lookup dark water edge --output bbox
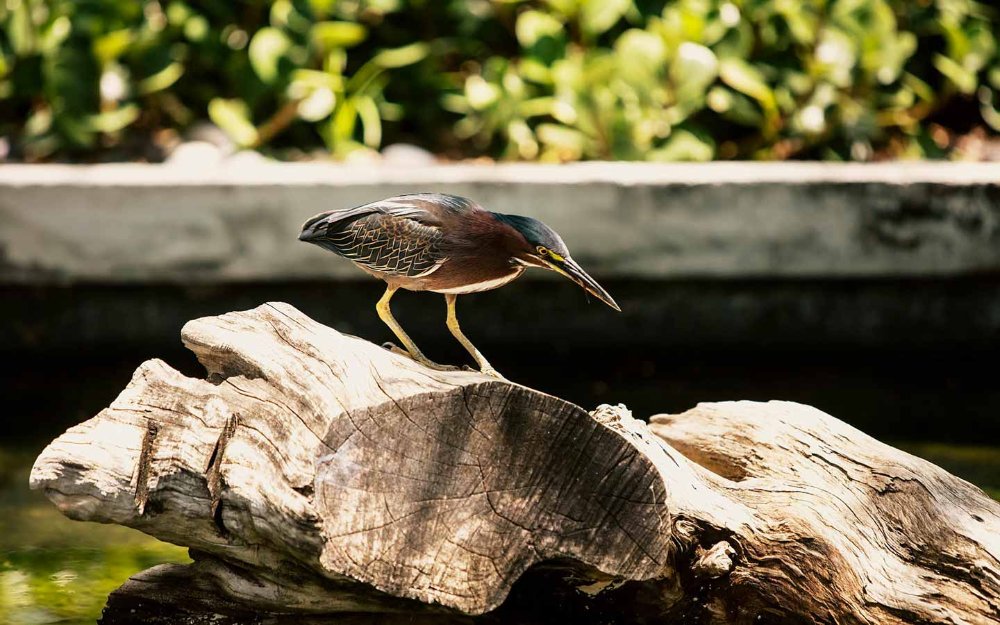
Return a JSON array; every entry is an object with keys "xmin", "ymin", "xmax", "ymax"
[
  {"xmin": 4, "ymin": 277, "xmax": 1000, "ymax": 444},
  {"xmin": 6, "ymin": 342, "xmax": 1000, "ymax": 446}
]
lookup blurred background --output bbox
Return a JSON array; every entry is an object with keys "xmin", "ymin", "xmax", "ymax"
[
  {"xmin": 1, "ymin": 1, "xmax": 999, "ymax": 623},
  {"xmin": 1, "ymin": 0, "xmax": 1000, "ymax": 162}
]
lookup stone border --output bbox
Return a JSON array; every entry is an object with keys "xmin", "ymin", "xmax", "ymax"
[{"xmin": 1, "ymin": 162, "xmax": 998, "ymax": 283}]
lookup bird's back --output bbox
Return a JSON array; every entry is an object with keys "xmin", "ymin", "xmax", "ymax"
[{"xmin": 299, "ymin": 194, "xmax": 480, "ymax": 279}]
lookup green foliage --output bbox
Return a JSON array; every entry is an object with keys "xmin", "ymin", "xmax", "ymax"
[{"xmin": 0, "ymin": 0, "xmax": 997, "ymax": 161}]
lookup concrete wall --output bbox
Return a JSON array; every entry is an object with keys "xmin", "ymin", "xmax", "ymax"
[{"xmin": 2, "ymin": 162, "xmax": 998, "ymax": 284}]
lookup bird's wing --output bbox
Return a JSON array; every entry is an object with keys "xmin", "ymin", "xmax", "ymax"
[{"xmin": 304, "ymin": 200, "xmax": 447, "ymax": 278}]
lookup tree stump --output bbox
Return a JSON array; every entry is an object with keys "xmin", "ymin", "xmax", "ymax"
[{"xmin": 29, "ymin": 302, "xmax": 1000, "ymax": 624}]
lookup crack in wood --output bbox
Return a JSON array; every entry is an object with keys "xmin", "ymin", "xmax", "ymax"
[
  {"xmin": 206, "ymin": 413, "xmax": 239, "ymax": 537},
  {"xmin": 133, "ymin": 420, "xmax": 159, "ymax": 515}
]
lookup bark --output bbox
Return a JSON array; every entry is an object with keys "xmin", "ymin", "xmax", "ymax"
[{"xmin": 29, "ymin": 302, "xmax": 1000, "ymax": 624}]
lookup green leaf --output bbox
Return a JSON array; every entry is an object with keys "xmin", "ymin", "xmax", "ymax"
[
  {"xmin": 372, "ymin": 42, "xmax": 428, "ymax": 68},
  {"xmin": 581, "ymin": 0, "xmax": 630, "ymax": 37},
  {"xmin": 41, "ymin": 16, "xmax": 71, "ymax": 53},
  {"xmin": 184, "ymin": 16, "xmax": 210, "ymax": 42},
  {"xmin": 94, "ymin": 30, "xmax": 133, "ymax": 65},
  {"xmin": 138, "ymin": 62, "xmax": 184, "ymax": 94},
  {"xmin": 208, "ymin": 98, "xmax": 258, "ymax": 147},
  {"xmin": 88, "ymin": 104, "xmax": 140, "ymax": 133},
  {"xmin": 54, "ymin": 114, "xmax": 95, "ymax": 148},
  {"xmin": 671, "ymin": 42, "xmax": 718, "ymax": 105},
  {"xmin": 290, "ymin": 69, "xmax": 343, "ymax": 91},
  {"xmin": 719, "ymin": 58, "xmax": 775, "ymax": 109},
  {"xmin": 464, "ymin": 75, "xmax": 501, "ymax": 110},
  {"xmin": 978, "ymin": 87, "xmax": 1000, "ymax": 132},
  {"xmin": 331, "ymin": 97, "xmax": 357, "ymax": 142},
  {"xmin": 311, "ymin": 22, "xmax": 368, "ymax": 53},
  {"xmin": 649, "ymin": 129, "xmax": 714, "ymax": 161},
  {"xmin": 249, "ymin": 27, "xmax": 292, "ymax": 84},
  {"xmin": 516, "ymin": 10, "xmax": 563, "ymax": 48},
  {"xmin": 934, "ymin": 53, "xmax": 976, "ymax": 94},
  {"xmin": 8, "ymin": 1, "xmax": 36, "ymax": 56},
  {"xmin": 614, "ymin": 29, "xmax": 666, "ymax": 70},
  {"xmin": 537, "ymin": 123, "xmax": 587, "ymax": 161},
  {"xmin": 989, "ymin": 67, "xmax": 1000, "ymax": 91},
  {"xmin": 355, "ymin": 95, "xmax": 382, "ymax": 147},
  {"xmin": 297, "ymin": 87, "xmax": 336, "ymax": 121}
]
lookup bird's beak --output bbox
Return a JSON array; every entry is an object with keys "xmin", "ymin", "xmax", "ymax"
[{"xmin": 542, "ymin": 256, "xmax": 621, "ymax": 311}]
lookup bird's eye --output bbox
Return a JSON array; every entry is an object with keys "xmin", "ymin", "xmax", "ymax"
[{"xmin": 536, "ymin": 246, "xmax": 549, "ymax": 256}]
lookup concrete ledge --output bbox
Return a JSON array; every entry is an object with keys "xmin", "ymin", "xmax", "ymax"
[{"xmin": 1, "ymin": 162, "xmax": 998, "ymax": 283}]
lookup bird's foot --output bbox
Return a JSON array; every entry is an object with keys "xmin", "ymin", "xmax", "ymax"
[
  {"xmin": 381, "ymin": 342, "xmax": 461, "ymax": 372},
  {"xmin": 479, "ymin": 365, "xmax": 507, "ymax": 380}
]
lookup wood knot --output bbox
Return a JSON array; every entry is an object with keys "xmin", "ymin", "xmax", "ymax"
[
  {"xmin": 691, "ymin": 541, "xmax": 736, "ymax": 579},
  {"xmin": 590, "ymin": 403, "xmax": 633, "ymax": 425}
]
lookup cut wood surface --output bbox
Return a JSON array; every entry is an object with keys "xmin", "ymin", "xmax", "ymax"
[{"xmin": 29, "ymin": 302, "xmax": 1000, "ymax": 624}]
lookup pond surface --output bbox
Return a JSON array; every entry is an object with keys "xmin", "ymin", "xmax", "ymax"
[
  {"xmin": 0, "ymin": 449, "xmax": 189, "ymax": 625},
  {"xmin": 2, "ymin": 349, "xmax": 999, "ymax": 625}
]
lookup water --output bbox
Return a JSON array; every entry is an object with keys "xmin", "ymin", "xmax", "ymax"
[
  {"xmin": 2, "ymin": 348, "xmax": 999, "ymax": 624},
  {"xmin": 0, "ymin": 449, "xmax": 188, "ymax": 625}
]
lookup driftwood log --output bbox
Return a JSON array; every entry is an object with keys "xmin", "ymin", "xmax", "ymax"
[{"xmin": 30, "ymin": 302, "xmax": 1000, "ymax": 624}]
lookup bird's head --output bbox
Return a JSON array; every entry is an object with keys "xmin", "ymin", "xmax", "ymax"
[{"xmin": 494, "ymin": 213, "xmax": 620, "ymax": 312}]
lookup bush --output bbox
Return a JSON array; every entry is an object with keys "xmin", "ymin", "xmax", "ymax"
[{"xmin": 1, "ymin": 0, "xmax": 997, "ymax": 162}]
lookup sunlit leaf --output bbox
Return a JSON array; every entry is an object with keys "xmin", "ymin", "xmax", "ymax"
[
  {"xmin": 671, "ymin": 42, "xmax": 718, "ymax": 105},
  {"xmin": 372, "ymin": 43, "xmax": 428, "ymax": 68},
  {"xmin": 93, "ymin": 30, "xmax": 133, "ymax": 65},
  {"xmin": 516, "ymin": 11, "xmax": 563, "ymax": 47},
  {"xmin": 934, "ymin": 53, "xmax": 976, "ymax": 94},
  {"xmin": 297, "ymin": 87, "xmax": 336, "ymax": 121},
  {"xmin": 978, "ymin": 87, "xmax": 1000, "ymax": 132},
  {"xmin": 249, "ymin": 27, "xmax": 292, "ymax": 84},
  {"xmin": 137, "ymin": 62, "xmax": 184, "ymax": 94},
  {"xmin": 614, "ymin": 29, "xmax": 666, "ymax": 70},
  {"xmin": 208, "ymin": 98, "xmax": 258, "ymax": 147},
  {"xmin": 332, "ymin": 97, "xmax": 357, "ymax": 141},
  {"xmin": 88, "ymin": 104, "xmax": 140, "ymax": 133},
  {"xmin": 311, "ymin": 21, "xmax": 367, "ymax": 52},
  {"xmin": 42, "ymin": 16, "xmax": 71, "ymax": 53},
  {"xmin": 649, "ymin": 129, "xmax": 714, "ymax": 161},
  {"xmin": 8, "ymin": 1, "xmax": 36, "ymax": 56},
  {"xmin": 355, "ymin": 95, "xmax": 382, "ymax": 147},
  {"xmin": 719, "ymin": 58, "xmax": 775, "ymax": 109},
  {"xmin": 465, "ymin": 75, "xmax": 500, "ymax": 110},
  {"xmin": 184, "ymin": 16, "xmax": 210, "ymax": 42},
  {"xmin": 581, "ymin": 0, "xmax": 630, "ymax": 37}
]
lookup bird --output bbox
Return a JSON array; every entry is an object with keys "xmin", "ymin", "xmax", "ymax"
[{"xmin": 299, "ymin": 193, "xmax": 619, "ymax": 378}]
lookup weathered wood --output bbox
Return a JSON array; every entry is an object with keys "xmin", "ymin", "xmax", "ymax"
[{"xmin": 29, "ymin": 302, "xmax": 1000, "ymax": 624}]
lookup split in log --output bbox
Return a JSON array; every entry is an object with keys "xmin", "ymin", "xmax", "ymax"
[{"xmin": 29, "ymin": 302, "xmax": 1000, "ymax": 624}]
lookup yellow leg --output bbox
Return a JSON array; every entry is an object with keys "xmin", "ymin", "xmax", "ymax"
[
  {"xmin": 376, "ymin": 286, "xmax": 455, "ymax": 371},
  {"xmin": 445, "ymin": 294, "xmax": 503, "ymax": 378}
]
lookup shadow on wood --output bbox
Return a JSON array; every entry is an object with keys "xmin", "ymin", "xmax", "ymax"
[{"xmin": 29, "ymin": 302, "xmax": 1000, "ymax": 624}]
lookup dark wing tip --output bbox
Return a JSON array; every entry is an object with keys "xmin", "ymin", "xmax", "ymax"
[{"xmin": 299, "ymin": 212, "xmax": 333, "ymax": 242}]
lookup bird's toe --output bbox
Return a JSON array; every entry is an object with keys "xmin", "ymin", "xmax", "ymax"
[
  {"xmin": 480, "ymin": 366, "xmax": 506, "ymax": 380},
  {"xmin": 383, "ymin": 342, "xmax": 413, "ymax": 358}
]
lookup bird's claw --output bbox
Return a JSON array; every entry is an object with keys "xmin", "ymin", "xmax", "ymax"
[
  {"xmin": 383, "ymin": 343, "xmax": 461, "ymax": 372},
  {"xmin": 382, "ymin": 341, "xmax": 503, "ymax": 377},
  {"xmin": 480, "ymin": 366, "xmax": 507, "ymax": 380}
]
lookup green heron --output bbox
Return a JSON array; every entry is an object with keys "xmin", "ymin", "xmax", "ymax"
[{"xmin": 299, "ymin": 193, "xmax": 618, "ymax": 377}]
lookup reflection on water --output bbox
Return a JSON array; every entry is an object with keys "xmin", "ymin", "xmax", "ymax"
[
  {"xmin": 1, "ymin": 441, "xmax": 997, "ymax": 624},
  {"xmin": 0, "ymin": 451, "xmax": 188, "ymax": 625}
]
